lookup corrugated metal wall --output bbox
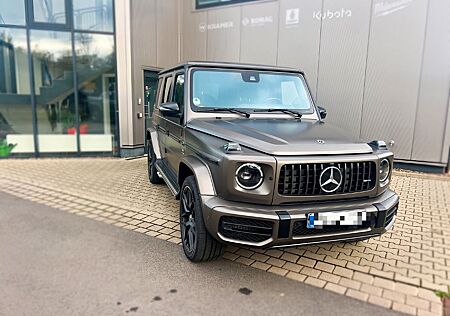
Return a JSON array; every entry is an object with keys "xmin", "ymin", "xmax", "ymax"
[
  {"xmin": 125, "ymin": 0, "xmax": 450, "ymax": 166},
  {"xmin": 178, "ymin": 0, "xmax": 450, "ymax": 165}
]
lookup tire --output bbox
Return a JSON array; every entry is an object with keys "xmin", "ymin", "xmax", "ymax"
[
  {"xmin": 180, "ymin": 176, "xmax": 224, "ymax": 262},
  {"xmin": 147, "ymin": 138, "xmax": 163, "ymax": 184}
]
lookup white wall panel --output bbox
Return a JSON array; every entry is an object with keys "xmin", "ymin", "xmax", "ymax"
[
  {"xmin": 316, "ymin": 0, "xmax": 371, "ymax": 138},
  {"xmin": 181, "ymin": 0, "xmax": 207, "ymax": 61},
  {"xmin": 240, "ymin": 1, "xmax": 279, "ymax": 65},
  {"xmin": 360, "ymin": 0, "xmax": 428, "ymax": 160},
  {"xmin": 206, "ymin": 6, "xmax": 241, "ymax": 62},
  {"xmin": 130, "ymin": 0, "xmax": 157, "ymax": 145},
  {"xmin": 156, "ymin": 0, "xmax": 179, "ymax": 68},
  {"xmin": 411, "ymin": 0, "xmax": 450, "ymax": 163},
  {"xmin": 277, "ymin": 0, "xmax": 322, "ymax": 96}
]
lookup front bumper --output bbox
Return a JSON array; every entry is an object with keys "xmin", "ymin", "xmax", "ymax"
[{"xmin": 201, "ymin": 189, "xmax": 399, "ymax": 248}]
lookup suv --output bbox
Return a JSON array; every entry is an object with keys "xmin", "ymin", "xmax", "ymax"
[{"xmin": 146, "ymin": 62, "xmax": 399, "ymax": 262}]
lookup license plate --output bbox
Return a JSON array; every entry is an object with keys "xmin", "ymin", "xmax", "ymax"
[{"xmin": 307, "ymin": 210, "xmax": 367, "ymax": 229}]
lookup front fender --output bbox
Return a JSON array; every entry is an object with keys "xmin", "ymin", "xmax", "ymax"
[
  {"xmin": 147, "ymin": 127, "xmax": 161, "ymax": 159},
  {"xmin": 181, "ymin": 156, "xmax": 216, "ymax": 196}
]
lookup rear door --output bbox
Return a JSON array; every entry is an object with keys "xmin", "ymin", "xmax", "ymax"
[{"xmin": 164, "ymin": 72, "xmax": 185, "ymax": 176}]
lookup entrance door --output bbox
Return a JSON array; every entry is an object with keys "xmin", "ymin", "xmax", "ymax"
[{"xmin": 143, "ymin": 70, "xmax": 159, "ymax": 151}]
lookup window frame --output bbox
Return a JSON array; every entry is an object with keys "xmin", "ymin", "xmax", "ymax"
[
  {"xmin": 189, "ymin": 67, "xmax": 316, "ymax": 115},
  {"xmin": 28, "ymin": 0, "xmax": 72, "ymax": 31},
  {"xmin": 0, "ymin": 0, "xmax": 119, "ymax": 157},
  {"xmin": 195, "ymin": 0, "xmax": 261, "ymax": 10}
]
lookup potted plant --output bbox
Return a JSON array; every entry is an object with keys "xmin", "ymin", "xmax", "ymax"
[
  {"xmin": 61, "ymin": 111, "xmax": 76, "ymax": 134},
  {"xmin": 435, "ymin": 286, "xmax": 450, "ymax": 316},
  {"xmin": 0, "ymin": 138, "xmax": 17, "ymax": 158}
]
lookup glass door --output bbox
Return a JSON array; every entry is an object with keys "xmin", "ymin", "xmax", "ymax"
[{"xmin": 30, "ymin": 30, "xmax": 77, "ymax": 153}]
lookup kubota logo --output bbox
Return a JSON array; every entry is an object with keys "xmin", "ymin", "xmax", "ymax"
[{"xmin": 313, "ymin": 8, "xmax": 352, "ymax": 20}]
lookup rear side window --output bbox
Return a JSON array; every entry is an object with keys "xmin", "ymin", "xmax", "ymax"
[{"xmin": 162, "ymin": 76, "xmax": 173, "ymax": 103}]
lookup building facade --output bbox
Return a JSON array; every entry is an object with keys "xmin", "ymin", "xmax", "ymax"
[
  {"xmin": 1, "ymin": 0, "xmax": 450, "ymax": 171},
  {"xmin": 0, "ymin": 0, "xmax": 117, "ymax": 156}
]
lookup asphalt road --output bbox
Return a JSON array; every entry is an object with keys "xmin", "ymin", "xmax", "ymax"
[{"xmin": 0, "ymin": 192, "xmax": 404, "ymax": 316}]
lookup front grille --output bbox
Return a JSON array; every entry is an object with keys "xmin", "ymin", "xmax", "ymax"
[
  {"xmin": 278, "ymin": 161, "xmax": 377, "ymax": 196},
  {"xmin": 292, "ymin": 218, "xmax": 373, "ymax": 237},
  {"xmin": 219, "ymin": 216, "xmax": 273, "ymax": 243}
]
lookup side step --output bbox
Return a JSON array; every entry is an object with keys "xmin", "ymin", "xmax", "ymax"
[{"xmin": 154, "ymin": 160, "xmax": 180, "ymax": 197}]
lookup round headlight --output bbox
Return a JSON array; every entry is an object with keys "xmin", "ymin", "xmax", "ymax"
[
  {"xmin": 379, "ymin": 159, "xmax": 391, "ymax": 183},
  {"xmin": 235, "ymin": 163, "xmax": 264, "ymax": 190}
]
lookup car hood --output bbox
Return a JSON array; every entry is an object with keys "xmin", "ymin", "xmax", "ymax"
[{"xmin": 187, "ymin": 118, "xmax": 373, "ymax": 156}]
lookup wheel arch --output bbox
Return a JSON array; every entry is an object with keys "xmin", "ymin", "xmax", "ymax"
[
  {"xmin": 147, "ymin": 127, "xmax": 161, "ymax": 159},
  {"xmin": 178, "ymin": 156, "xmax": 216, "ymax": 197}
]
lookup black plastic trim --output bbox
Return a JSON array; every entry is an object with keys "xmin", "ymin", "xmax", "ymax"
[{"xmin": 276, "ymin": 211, "xmax": 291, "ymax": 239}]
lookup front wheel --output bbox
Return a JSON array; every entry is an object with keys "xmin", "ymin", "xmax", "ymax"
[{"xmin": 180, "ymin": 176, "xmax": 224, "ymax": 262}]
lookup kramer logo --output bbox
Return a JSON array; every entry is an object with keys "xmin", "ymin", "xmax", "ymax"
[
  {"xmin": 198, "ymin": 21, "xmax": 234, "ymax": 32},
  {"xmin": 313, "ymin": 8, "xmax": 352, "ymax": 20}
]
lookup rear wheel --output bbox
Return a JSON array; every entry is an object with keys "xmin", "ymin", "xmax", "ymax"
[
  {"xmin": 180, "ymin": 176, "xmax": 224, "ymax": 262},
  {"xmin": 147, "ymin": 138, "xmax": 163, "ymax": 184}
]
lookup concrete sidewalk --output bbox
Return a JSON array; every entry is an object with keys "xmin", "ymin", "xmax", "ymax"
[
  {"xmin": 0, "ymin": 192, "xmax": 404, "ymax": 316},
  {"xmin": 0, "ymin": 157, "xmax": 448, "ymax": 315}
]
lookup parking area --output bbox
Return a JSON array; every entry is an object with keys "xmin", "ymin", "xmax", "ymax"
[{"xmin": 0, "ymin": 158, "xmax": 449, "ymax": 316}]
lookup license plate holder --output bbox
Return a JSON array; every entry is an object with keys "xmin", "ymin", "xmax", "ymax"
[{"xmin": 307, "ymin": 210, "xmax": 367, "ymax": 229}]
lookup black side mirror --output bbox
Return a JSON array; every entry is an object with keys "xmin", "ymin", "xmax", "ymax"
[
  {"xmin": 159, "ymin": 102, "xmax": 180, "ymax": 117},
  {"xmin": 318, "ymin": 106, "xmax": 327, "ymax": 120}
]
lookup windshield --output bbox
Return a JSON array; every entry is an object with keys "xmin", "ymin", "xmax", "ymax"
[{"xmin": 191, "ymin": 69, "xmax": 313, "ymax": 112}]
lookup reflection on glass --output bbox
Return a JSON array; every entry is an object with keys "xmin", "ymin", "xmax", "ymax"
[
  {"xmin": 0, "ymin": 1, "xmax": 26, "ymax": 25},
  {"xmin": 33, "ymin": 0, "xmax": 67, "ymax": 24},
  {"xmin": 31, "ymin": 30, "xmax": 77, "ymax": 153},
  {"xmin": 73, "ymin": 0, "xmax": 114, "ymax": 32},
  {"xmin": 75, "ymin": 33, "xmax": 116, "ymax": 152},
  {"xmin": 0, "ymin": 27, "xmax": 33, "ymax": 155}
]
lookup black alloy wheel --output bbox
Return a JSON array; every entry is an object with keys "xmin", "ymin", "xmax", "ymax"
[
  {"xmin": 179, "ymin": 176, "xmax": 224, "ymax": 262},
  {"xmin": 180, "ymin": 185, "xmax": 197, "ymax": 255}
]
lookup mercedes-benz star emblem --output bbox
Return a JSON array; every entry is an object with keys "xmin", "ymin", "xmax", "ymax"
[{"xmin": 319, "ymin": 166, "xmax": 343, "ymax": 193}]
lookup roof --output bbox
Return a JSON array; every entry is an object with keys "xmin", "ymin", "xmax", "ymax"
[{"xmin": 158, "ymin": 61, "xmax": 304, "ymax": 75}]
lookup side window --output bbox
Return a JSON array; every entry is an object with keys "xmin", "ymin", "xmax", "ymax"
[
  {"xmin": 173, "ymin": 74, "xmax": 185, "ymax": 107},
  {"xmin": 163, "ymin": 76, "xmax": 173, "ymax": 103}
]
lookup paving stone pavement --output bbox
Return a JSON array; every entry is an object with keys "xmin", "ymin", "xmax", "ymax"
[{"xmin": 0, "ymin": 158, "xmax": 449, "ymax": 316}]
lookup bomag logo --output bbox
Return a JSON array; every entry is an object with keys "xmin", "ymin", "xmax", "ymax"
[{"xmin": 313, "ymin": 8, "xmax": 352, "ymax": 20}]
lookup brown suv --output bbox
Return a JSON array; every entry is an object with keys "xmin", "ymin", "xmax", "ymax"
[{"xmin": 146, "ymin": 61, "xmax": 399, "ymax": 262}]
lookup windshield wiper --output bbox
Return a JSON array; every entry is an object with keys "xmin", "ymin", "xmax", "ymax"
[
  {"xmin": 254, "ymin": 108, "xmax": 303, "ymax": 119},
  {"xmin": 201, "ymin": 108, "xmax": 251, "ymax": 118}
]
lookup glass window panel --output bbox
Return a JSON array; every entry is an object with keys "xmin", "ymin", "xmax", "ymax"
[
  {"xmin": 75, "ymin": 33, "xmax": 116, "ymax": 153},
  {"xmin": 0, "ymin": 1, "xmax": 26, "ymax": 25},
  {"xmin": 33, "ymin": 0, "xmax": 67, "ymax": 24},
  {"xmin": 0, "ymin": 27, "xmax": 34, "ymax": 155},
  {"xmin": 73, "ymin": 0, "xmax": 114, "ymax": 32},
  {"xmin": 31, "ymin": 30, "xmax": 77, "ymax": 153}
]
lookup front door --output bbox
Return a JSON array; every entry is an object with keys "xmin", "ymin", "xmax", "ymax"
[{"xmin": 164, "ymin": 72, "xmax": 185, "ymax": 176}]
